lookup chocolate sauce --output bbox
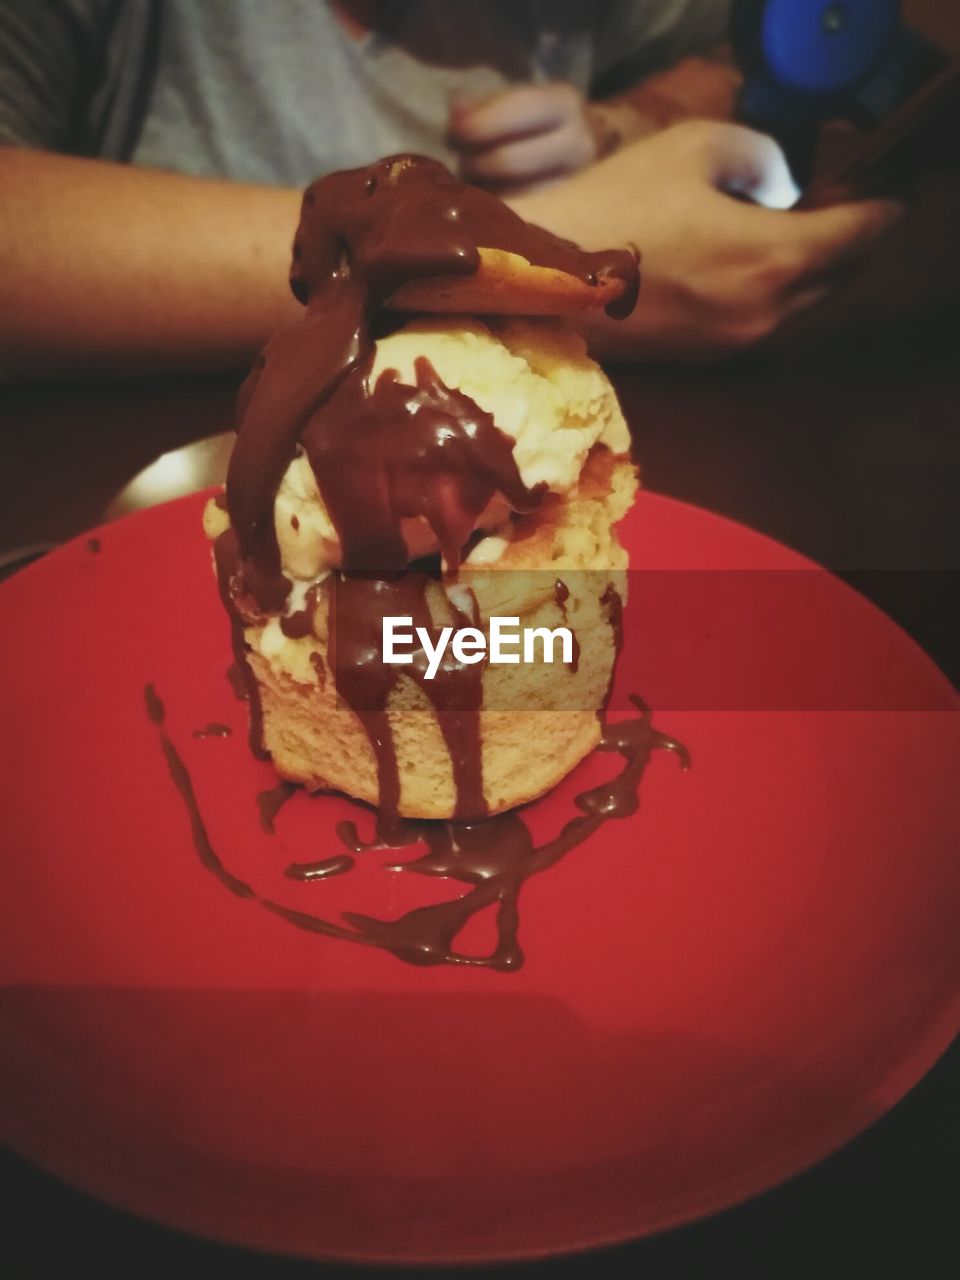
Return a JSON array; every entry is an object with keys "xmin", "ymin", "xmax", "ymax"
[
  {"xmin": 145, "ymin": 685, "xmax": 255, "ymax": 902},
  {"xmin": 336, "ymin": 811, "xmax": 429, "ymax": 855},
  {"xmin": 257, "ymin": 780, "xmax": 296, "ymax": 834},
  {"xmin": 144, "ymin": 682, "xmax": 164, "ymax": 725},
  {"xmin": 568, "ymin": 632, "xmax": 582, "ymax": 675},
  {"xmin": 279, "ymin": 583, "xmax": 321, "ymax": 639},
  {"xmin": 303, "ymin": 356, "xmax": 543, "ymax": 574},
  {"xmin": 553, "ymin": 576, "xmax": 581, "ymax": 674},
  {"xmin": 284, "ymin": 855, "xmax": 355, "ymax": 882},
  {"xmin": 291, "ymin": 154, "xmax": 639, "ymax": 316},
  {"xmin": 226, "ymin": 662, "xmax": 250, "ymax": 701},
  {"xmin": 227, "ymin": 154, "xmax": 636, "ymax": 607},
  {"xmin": 600, "ymin": 582, "xmax": 624, "ymax": 710},
  {"xmin": 215, "ymin": 529, "xmax": 266, "ymax": 757},
  {"xmin": 148, "ymin": 684, "xmax": 686, "ymax": 971},
  {"xmin": 192, "ymin": 722, "xmax": 232, "ymax": 739},
  {"xmin": 330, "ymin": 572, "xmax": 487, "ymax": 829},
  {"xmin": 309, "ymin": 651, "xmax": 327, "ymax": 687},
  {"xmin": 336, "ymin": 698, "xmax": 688, "ymax": 969},
  {"xmin": 601, "ymin": 582, "xmax": 624, "ymax": 657},
  {"xmin": 219, "ymin": 154, "xmax": 639, "ymax": 823}
]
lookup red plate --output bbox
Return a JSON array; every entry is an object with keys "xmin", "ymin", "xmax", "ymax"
[{"xmin": 1, "ymin": 491, "xmax": 957, "ymax": 1264}]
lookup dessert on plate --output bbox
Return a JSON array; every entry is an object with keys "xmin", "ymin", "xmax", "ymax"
[{"xmin": 205, "ymin": 154, "xmax": 640, "ymax": 824}]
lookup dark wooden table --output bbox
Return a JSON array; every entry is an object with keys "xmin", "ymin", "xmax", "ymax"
[{"xmin": 1, "ymin": 179, "xmax": 957, "ymax": 1274}]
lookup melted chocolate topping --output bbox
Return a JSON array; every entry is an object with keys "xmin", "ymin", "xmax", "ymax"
[
  {"xmin": 147, "ymin": 685, "xmax": 686, "ymax": 970},
  {"xmin": 600, "ymin": 582, "xmax": 624, "ymax": 710},
  {"xmin": 225, "ymin": 155, "xmax": 636, "ymax": 610},
  {"xmin": 568, "ymin": 632, "xmax": 582, "ymax": 675},
  {"xmin": 553, "ymin": 576, "xmax": 581, "ymax": 674},
  {"xmin": 330, "ymin": 572, "xmax": 487, "ymax": 829},
  {"xmin": 279, "ymin": 583, "xmax": 321, "ymax": 639},
  {"xmin": 302, "ymin": 356, "xmax": 543, "ymax": 574}
]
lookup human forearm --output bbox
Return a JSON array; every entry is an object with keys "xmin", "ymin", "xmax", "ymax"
[
  {"xmin": 0, "ymin": 150, "xmax": 303, "ymax": 376},
  {"xmin": 510, "ymin": 125, "xmax": 900, "ymax": 362}
]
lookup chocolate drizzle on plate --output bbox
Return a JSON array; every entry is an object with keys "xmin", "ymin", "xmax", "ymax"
[
  {"xmin": 285, "ymin": 855, "xmax": 355, "ymax": 882},
  {"xmin": 192, "ymin": 722, "xmax": 232, "ymax": 739},
  {"xmin": 147, "ymin": 684, "xmax": 687, "ymax": 971},
  {"xmin": 257, "ymin": 780, "xmax": 297, "ymax": 834},
  {"xmin": 217, "ymin": 154, "xmax": 639, "ymax": 823},
  {"xmin": 144, "ymin": 684, "xmax": 255, "ymax": 902}
]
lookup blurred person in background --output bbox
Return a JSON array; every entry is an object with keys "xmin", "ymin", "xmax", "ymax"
[{"xmin": 0, "ymin": 0, "xmax": 898, "ymax": 373}]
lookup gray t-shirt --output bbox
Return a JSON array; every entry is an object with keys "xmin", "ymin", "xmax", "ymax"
[{"xmin": 0, "ymin": 0, "xmax": 729, "ymax": 186}]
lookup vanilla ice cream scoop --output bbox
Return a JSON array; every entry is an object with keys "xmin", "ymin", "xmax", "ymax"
[{"xmin": 273, "ymin": 316, "xmax": 629, "ymax": 586}]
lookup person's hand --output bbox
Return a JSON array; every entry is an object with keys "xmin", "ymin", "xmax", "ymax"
[
  {"xmin": 449, "ymin": 83, "xmax": 599, "ymax": 192},
  {"xmin": 510, "ymin": 121, "xmax": 903, "ymax": 359}
]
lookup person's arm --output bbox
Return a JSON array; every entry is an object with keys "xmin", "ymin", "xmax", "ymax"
[
  {"xmin": 0, "ymin": 149, "xmax": 303, "ymax": 375},
  {"xmin": 0, "ymin": 126, "xmax": 901, "ymax": 375},
  {"xmin": 509, "ymin": 122, "xmax": 901, "ymax": 361},
  {"xmin": 0, "ymin": 1, "xmax": 304, "ymax": 376}
]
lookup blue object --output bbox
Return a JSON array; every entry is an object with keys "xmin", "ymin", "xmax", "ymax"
[
  {"xmin": 761, "ymin": 0, "xmax": 900, "ymax": 96},
  {"xmin": 732, "ymin": 0, "xmax": 905, "ymax": 184}
]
